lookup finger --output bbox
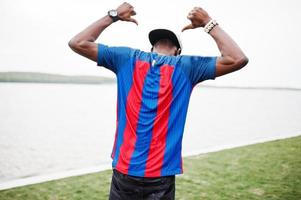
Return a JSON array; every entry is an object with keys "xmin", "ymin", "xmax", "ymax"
[
  {"xmin": 131, "ymin": 10, "xmax": 136, "ymax": 16},
  {"xmin": 128, "ymin": 17, "xmax": 138, "ymax": 25},
  {"xmin": 187, "ymin": 14, "xmax": 193, "ymax": 20},
  {"xmin": 181, "ymin": 24, "xmax": 193, "ymax": 32},
  {"xmin": 127, "ymin": 3, "xmax": 134, "ymax": 10},
  {"xmin": 123, "ymin": 2, "xmax": 130, "ymax": 8},
  {"xmin": 194, "ymin": 7, "xmax": 201, "ymax": 11},
  {"xmin": 188, "ymin": 11, "xmax": 194, "ymax": 15}
]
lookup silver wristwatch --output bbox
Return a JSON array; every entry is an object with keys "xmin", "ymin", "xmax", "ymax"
[{"xmin": 108, "ymin": 9, "xmax": 119, "ymax": 22}]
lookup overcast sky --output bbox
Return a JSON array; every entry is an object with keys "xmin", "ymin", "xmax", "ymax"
[{"xmin": 0, "ymin": 0, "xmax": 300, "ymax": 88}]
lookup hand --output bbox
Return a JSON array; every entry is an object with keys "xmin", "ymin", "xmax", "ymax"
[
  {"xmin": 182, "ymin": 7, "xmax": 211, "ymax": 32},
  {"xmin": 116, "ymin": 2, "xmax": 138, "ymax": 25}
]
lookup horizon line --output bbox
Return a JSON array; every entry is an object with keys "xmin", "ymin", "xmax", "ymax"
[{"xmin": 0, "ymin": 71, "xmax": 300, "ymax": 91}]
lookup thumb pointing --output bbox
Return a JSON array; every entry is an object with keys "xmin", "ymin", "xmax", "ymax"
[
  {"xmin": 128, "ymin": 17, "xmax": 138, "ymax": 25},
  {"xmin": 181, "ymin": 24, "xmax": 193, "ymax": 32}
]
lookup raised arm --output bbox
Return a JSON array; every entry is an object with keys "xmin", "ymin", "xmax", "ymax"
[
  {"xmin": 68, "ymin": 2, "xmax": 137, "ymax": 62},
  {"xmin": 182, "ymin": 7, "xmax": 248, "ymax": 77}
]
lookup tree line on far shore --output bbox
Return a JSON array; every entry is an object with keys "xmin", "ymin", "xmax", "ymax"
[{"xmin": 0, "ymin": 72, "xmax": 115, "ymax": 84}]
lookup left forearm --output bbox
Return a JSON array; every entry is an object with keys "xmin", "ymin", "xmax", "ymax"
[
  {"xmin": 209, "ymin": 25, "xmax": 248, "ymax": 65},
  {"xmin": 182, "ymin": 7, "xmax": 249, "ymax": 77},
  {"xmin": 207, "ymin": 24, "xmax": 248, "ymax": 77}
]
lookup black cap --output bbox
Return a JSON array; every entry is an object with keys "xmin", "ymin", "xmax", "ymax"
[{"xmin": 149, "ymin": 29, "xmax": 182, "ymax": 51}]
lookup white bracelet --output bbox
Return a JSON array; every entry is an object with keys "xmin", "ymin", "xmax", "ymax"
[{"xmin": 204, "ymin": 19, "xmax": 218, "ymax": 33}]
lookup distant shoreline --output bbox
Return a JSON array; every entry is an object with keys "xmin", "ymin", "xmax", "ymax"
[
  {"xmin": 0, "ymin": 72, "xmax": 115, "ymax": 84},
  {"xmin": 0, "ymin": 71, "xmax": 300, "ymax": 91},
  {"xmin": 196, "ymin": 84, "xmax": 301, "ymax": 91}
]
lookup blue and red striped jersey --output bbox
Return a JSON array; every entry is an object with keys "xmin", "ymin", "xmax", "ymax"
[{"xmin": 97, "ymin": 44, "xmax": 216, "ymax": 177}]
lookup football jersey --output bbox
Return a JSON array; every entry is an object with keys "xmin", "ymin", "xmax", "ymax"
[{"xmin": 97, "ymin": 44, "xmax": 216, "ymax": 177}]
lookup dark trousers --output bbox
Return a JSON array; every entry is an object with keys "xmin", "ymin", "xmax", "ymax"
[{"xmin": 109, "ymin": 169, "xmax": 175, "ymax": 200}]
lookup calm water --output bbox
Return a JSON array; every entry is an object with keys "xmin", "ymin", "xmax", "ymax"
[{"xmin": 0, "ymin": 83, "xmax": 300, "ymax": 185}]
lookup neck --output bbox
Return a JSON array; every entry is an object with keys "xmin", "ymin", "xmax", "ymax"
[{"xmin": 153, "ymin": 47, "xmax": 176, "ymax": 56}]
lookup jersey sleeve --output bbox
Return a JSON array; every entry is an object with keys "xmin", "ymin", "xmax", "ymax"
[
  {"xmin": 179, "ymin": 55, "xmax": 217, "ymax": 85},
  {"xmin": 97, "ymin": 44, "xmax": 133, "ymax": 74}
]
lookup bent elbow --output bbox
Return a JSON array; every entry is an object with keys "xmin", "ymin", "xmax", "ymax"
[
  {"xmin": 68, "ymin": 39, "xmax": 76, "ymax": 50},
  {"xmin": 241, "ymin": 56, "xmax": 249, "ymax": 67},
  {"xmin": 68, "ymin": 38, "xmax": 79, "ymax": 51},
  {"xmin": 235, "ymin": 56, "xmax": 249, "ymax": 70},
  {"xmin": 68, "ymin": 38, "xmax": 88, "ymax": 52}
]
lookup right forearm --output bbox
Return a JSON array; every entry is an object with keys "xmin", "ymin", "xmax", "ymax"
[
  {"xmin": 69, "ymin": 2, "xmax": 137, "ymax": 47},
  {"xmin": 69, "ymin": 15, "xmax": 113, "ymax": 46},
  {"xmin": 68, "ymin": 2, "xmax": 137, "ymax": 62},
  {"xmin": 68, "ymin": 15, "xmax": 113, "ymax": 62}
]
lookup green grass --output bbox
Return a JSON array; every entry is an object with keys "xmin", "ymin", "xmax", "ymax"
[{"xmin": 1, "ymin": 136, "xmax": 300, "ymax": 200}]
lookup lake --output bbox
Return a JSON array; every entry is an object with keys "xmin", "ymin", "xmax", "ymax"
[{"xmin": 0, "ymin": 83, "xmax": 300, "ymax": 189}]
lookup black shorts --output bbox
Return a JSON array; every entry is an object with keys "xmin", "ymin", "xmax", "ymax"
[{"xmin": 109, "ymin": 169, "xmax": 175, "ymax": 200}]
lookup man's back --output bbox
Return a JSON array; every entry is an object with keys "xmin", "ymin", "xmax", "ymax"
[
  {"xmin": 68, "ymin": 2, "xmax": 248, "ymax": 199},
  {"xmin": 97, "ymin": 44, "xmax": 216, "ymax": 177}
]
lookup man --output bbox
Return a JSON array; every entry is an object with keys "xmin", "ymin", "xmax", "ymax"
[{"xmin": 69, "ymin": 2, "xmax": 248, "ymax": 200}]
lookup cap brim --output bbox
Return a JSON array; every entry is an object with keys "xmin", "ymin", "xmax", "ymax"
[{"xmin": 149, "ymin": 29, "xmax": 181, "ymax": 50}]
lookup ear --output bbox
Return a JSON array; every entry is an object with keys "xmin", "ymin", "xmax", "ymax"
[
  {"xmin": 176, "ymin": 48, "xmax": 181, "ymax": 55},
  {"xmin": 151, "ymin": 47, "xmax": 154, "ymax": 52}
]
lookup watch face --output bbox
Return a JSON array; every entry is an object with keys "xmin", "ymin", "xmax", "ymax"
[{"xmin": 109, "ymin": 10, "xmax": 118, "ymax": 17}]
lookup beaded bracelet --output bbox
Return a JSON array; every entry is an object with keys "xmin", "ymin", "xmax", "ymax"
[{"xmin": 204, "ymin": 20, "xmax": 218, "ymax": 33}]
